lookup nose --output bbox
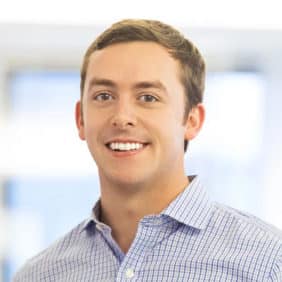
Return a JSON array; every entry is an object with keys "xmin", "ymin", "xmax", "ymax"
[{"xmin": 110, "ymin": 100, "xmax": 137, "ymax": 129}]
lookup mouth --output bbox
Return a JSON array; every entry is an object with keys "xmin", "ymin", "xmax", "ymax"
[{"xmin": 105, "ymin": 141, "xmax": 149, "ymax": 152}]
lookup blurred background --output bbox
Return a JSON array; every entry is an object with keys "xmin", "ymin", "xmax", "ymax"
[{"xmin": 1, "ymin": 0, "xmax": 282, "ymax": 281}]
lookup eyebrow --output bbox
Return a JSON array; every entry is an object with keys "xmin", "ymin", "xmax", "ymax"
[
  {"xmin": 132, "ymin": 81, "xmax": 167, "ymax": 92},
  {"xmin": 87, "ymin": 77, "xmax": 167, "ymax": 93},
  {"xmin": 87, "ymin": 78, "xmax": 116, "ymax": 91}
]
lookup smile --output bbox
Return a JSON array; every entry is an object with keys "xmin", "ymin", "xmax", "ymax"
[{"xmin": 107, "ymin": 142, "xmax": 145, "ymax": 151}]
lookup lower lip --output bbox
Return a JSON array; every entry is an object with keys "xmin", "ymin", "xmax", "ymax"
[{"xmin": 106, "ymin": 145, "xmax": 147, "ymax": 158}]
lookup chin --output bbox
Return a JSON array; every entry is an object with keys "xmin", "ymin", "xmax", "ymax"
[
  {"xmin": 114, "ymin": 174, "xmax": 144, "ymax": 186},
  {"xmin": 101, "ymin": 170, "xmax": 150, "ymax": 189}
]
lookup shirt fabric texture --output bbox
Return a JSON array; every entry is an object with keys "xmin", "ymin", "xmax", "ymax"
[{"xmin": 13, "ymin": 176, "xmax": 282, "ymax": 281}]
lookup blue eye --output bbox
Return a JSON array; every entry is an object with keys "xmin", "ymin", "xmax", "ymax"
[
  {"xmin": 94, "ymin": 93, "xmax": 113, "ymax": 101},
  {"xmin": 139, "ymin": 94, "xmax": 158, "ymax": 102}
]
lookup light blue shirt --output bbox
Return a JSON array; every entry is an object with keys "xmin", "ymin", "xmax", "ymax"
[{"xmin": 14, "ymin": 176, "xmax": 282, "ymax": 281}]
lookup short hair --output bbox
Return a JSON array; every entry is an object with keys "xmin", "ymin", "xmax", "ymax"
[{"xmin": 80, "ymin": 19, "xmax": 206, "ymax": 151}]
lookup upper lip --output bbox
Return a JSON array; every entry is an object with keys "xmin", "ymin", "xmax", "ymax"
[{"xmin": 105, "ymin": 138, "xmax": 148, "ymax": 144}]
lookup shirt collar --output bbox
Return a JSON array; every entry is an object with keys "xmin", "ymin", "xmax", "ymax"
[
  {"xmin": 162, "ymin": 176, "xmax": 213, "ymax": 230},
  {"xmin": 79, "ymin": 200, "xmax": 101, "ymax": 233},
  {"xmin": 80, "ymin": 176, "xmax": 213, "ymax": 233}
]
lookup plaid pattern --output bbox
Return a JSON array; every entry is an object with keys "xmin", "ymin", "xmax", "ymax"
[{"xmin": 14, "ymin": 177, "xmax": 282, "ymax": 281}]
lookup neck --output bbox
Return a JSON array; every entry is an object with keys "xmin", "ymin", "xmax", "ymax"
[{"xmin": 99, "ymin": 172, "xmax": 189, "ymax": 253}]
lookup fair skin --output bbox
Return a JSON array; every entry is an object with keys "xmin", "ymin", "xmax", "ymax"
[{"xmin": 75, "ymin": 41, "xmax": 205, "ymax": 253}]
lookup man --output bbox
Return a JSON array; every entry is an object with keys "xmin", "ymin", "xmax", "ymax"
[{"xmin": 14, "ymin": 19, "xmax": 281, "ymax": 281}]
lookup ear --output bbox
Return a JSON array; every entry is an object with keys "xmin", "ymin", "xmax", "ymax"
[
  {"xmin": 75, "ymin": 101, "xmax": 86, "ymax": 140},
  {"xmin": 184, "ymin": 103, "xmax": 205, "ymax": 141}
]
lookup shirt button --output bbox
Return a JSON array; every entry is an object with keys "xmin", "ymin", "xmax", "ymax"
[{"xmin": 125, "ymin": 268, "xmax": 134, "ymax": 278}]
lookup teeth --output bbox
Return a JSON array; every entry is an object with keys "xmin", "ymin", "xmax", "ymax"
[{"xmin": 109, "ymin": 142, "xmax": 144, "ymax": 151}]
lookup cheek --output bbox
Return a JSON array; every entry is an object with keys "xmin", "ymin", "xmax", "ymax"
[
  {"xmin": 149, "ymin": 115, "xmax": 185, "ymax": 148},
  {"xmin": 83, "ymin": 114, "xmax": 101, "ymax": 140},
  {"xmin": 169, "ymin": 124, "xmax": 186, "ymax": 149}
]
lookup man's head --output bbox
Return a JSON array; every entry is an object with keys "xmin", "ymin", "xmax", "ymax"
[
  {"xmin": 76, "ymin": 19, "xmax": 205, "ymax": 188},
  {"xmin": 80, "ymin": 19, "xmax": 206, "ymax": 152}
]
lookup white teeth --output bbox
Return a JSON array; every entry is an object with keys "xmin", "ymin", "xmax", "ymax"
[
  {"xmin": 109, "ymin": 142, "xmax": 144, "ymax": 151},
  {"xmin": 136, "ymin": 143, "xmax": 142, "ymax": 149}
]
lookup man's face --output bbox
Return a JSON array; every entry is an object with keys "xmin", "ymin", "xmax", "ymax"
[{"xmin": 76, "ymin": 42, "xmax": 203, "ymax": 188}]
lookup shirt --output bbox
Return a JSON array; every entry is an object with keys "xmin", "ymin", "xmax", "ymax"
[{"xmin": 13, "ymin": 176, "xmax": 282, "ymax": 281}]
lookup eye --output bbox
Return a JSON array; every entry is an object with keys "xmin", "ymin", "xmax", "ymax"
[
  {"xmin": 94, "ymin": 92, "xmax": 114, "ymax": 101},
  {"xmin": 139, "ymin": 94, "xmax": 158, "ymax": 103}
]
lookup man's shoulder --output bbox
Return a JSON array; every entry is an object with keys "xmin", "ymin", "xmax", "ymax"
[
  {"xmin": 208, "ymin": 202, "xmax": 282, "ymax": 279},
  {"xmin": 213, "ymin": 201, "xmax": 282, "ymax": 241},
  {"xmin": 211, "ymin": 202, "xmax": 282, "ymax": 264},
  {"xmin": 13, "ymin": 219, "xmax": 89, "ymax": 282}
]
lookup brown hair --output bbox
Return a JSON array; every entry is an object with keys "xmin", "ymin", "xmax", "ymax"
[{"xmin": 80, "ymin": 19, "xmax": 206, "ymax": 151}]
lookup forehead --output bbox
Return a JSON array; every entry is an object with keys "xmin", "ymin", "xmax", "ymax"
[{"xmin": 86, "ymin": 41, "xmax": 182, "ymax": 83}]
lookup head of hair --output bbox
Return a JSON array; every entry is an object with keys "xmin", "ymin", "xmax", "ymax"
[{"xmin": 80, "ymin": 19, "xmax": 206, "ymax": 152}]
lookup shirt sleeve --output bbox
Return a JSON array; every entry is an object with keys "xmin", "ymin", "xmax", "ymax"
[{"xmin": 270, "ymin": 245, "xmax": 282, "ymax": 281}]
